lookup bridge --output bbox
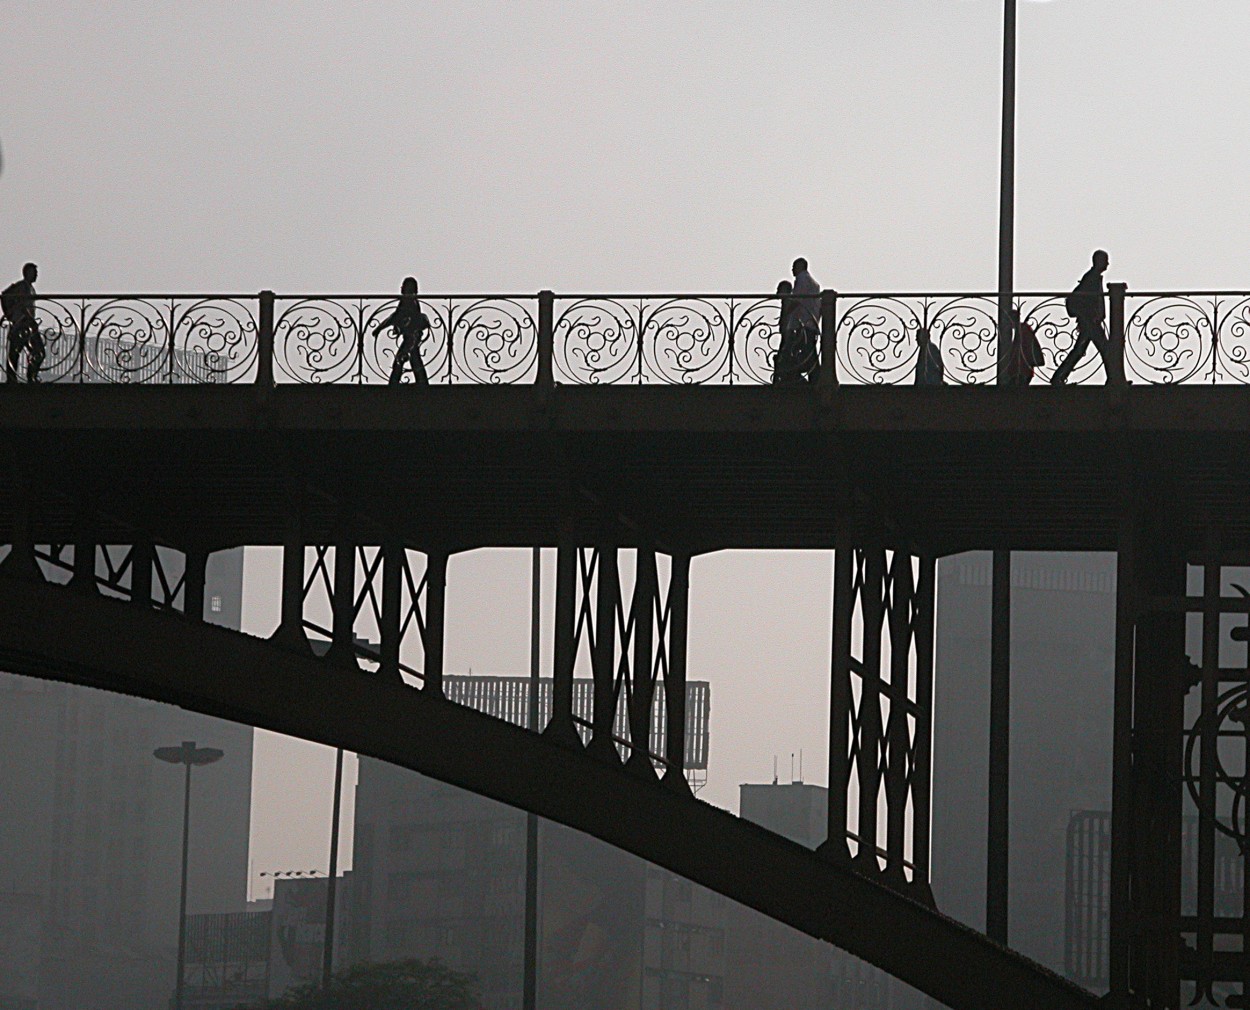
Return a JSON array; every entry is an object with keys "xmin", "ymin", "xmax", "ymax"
[{"xmin": 5, "ymin": 288, "xmax": 1250, "ymax": 1010}]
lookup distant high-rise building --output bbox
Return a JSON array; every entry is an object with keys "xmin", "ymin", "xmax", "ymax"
[
  {"xmin": 346, "ymin": 675, "xmax": 716, "ymax": 1010},
  {"xmin": 727, "ymin": 781, "xmax": 930, "ymax": 1010},
  {"xmin": 0, "ymin": 549, "xmax": 253, "ymax": 1010},
  {"xmin": 932, "ymin": 551, "xmax": 1117, "ymax": 979}
]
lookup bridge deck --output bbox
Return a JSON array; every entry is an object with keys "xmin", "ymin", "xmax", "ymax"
[{"xmin": 2, "ymin": 384, "xmax": 1247, "ymax": 555}]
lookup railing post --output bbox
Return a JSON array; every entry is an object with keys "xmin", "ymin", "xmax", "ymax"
[
  {"xmin": 536, "ymin": 291, "xmax": 554, "ymax": 395},
  {"xmin": 819, "ymin": 289, "xmax": 838, "ymax": 395},
  {"xmin": 256, "ymin": 291, "xmax": 275, "ymax": 388},
  {"xmin": 423, "ymin": 548, "xmax": 448, "ymax": 697},
  {"xmin": 661, "ymin": 551, "xmax": 691, "ymax": 794},
  {"xmin": 1108, "ymin": 282, "xmax": 1127, "ymax": 386}
]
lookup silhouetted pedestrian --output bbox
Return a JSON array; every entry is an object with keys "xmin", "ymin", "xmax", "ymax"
[
  {"xmin": 914, "ymin": 326, "xmax": 945, "ymax": 386},
  {"xmin": 2, "ymin": 262, "xmax": 44, "ymax": 383},
  {"xmin": 1005, "ymin": 309, "xmax": 1044, "ymax": 386},
  {"xmin": 771, "ymin": 280, "xmax": 801, "ymax": 384},
  {"xmin": 789, "ymin": 257, "xmax": 821, "ymax": 383},
  {"xmin": 374, "ymin": 277, "xmax": 431, "ymax": 386},
  {"xmin": 1051, "ymin": 250, "xmax": 1123, "ymax": 385}
]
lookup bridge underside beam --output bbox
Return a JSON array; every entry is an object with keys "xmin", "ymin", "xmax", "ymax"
[
  {"xmin": 5, "ymin": 385, "xmax": 1250, "ymax": 555},
  {"xmin": 0, "ymin": 574, "xmax": 1095, "ymax": 1010}
]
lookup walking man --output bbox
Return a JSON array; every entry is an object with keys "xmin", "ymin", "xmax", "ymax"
[
  {"xmin": 373, "ymin": 276, "xmax": 431, "ymax": 385},
  {"xmin": 789, "ymin": 257, "xmax": 821, "ymax": 382},
  {"xmin": 1051, "ymin": 250, "xmax": 1123, "ymax": 386},
  {"xmin": 2, "ymin": 262, "xmax": 44, "ymax": 383}
]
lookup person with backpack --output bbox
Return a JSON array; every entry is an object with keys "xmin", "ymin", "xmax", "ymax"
[
  {"xmin": 913, "ymin": 325, "xmax": 945, "ymax": 385},
  {"xmin": 1006, "ymin": 308, "xmax": 1045, "ymax": 386},
  {"xmin": 771, "ymin": 279, "xmax": 801, "ymax": 384},
  {"xmin": 1051, "ymin": 250, "xmax": 1123, "ymax": 385},
  {"xmin": 373, "ymin": 276, "xmax": 431, "ymax": 385},
  {"xmin": 2, "ymin": 262, "xmax": 44, "ymax": 383}
]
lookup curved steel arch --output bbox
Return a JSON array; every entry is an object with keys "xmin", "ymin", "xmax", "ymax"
[{"xmin": 0, "ymin": 575, "xmax": 1094, "ymax": 1010}]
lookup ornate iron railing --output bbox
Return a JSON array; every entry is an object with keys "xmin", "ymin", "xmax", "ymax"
[{"xmin": 7, "ymin": 287, "xmax": 1250, "ymax": 385}]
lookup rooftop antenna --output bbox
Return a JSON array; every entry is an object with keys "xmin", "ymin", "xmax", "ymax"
[
  {"xmin": 772, "ymin": 756, "xmax": 778, "ymax": 785},
  {"xmin": 799, "ymin": 749, "xmax": 804, "ymax": 784},
  {"xmin": 790, "ymin": 752, "xmax": 795, "ymax": 784}
]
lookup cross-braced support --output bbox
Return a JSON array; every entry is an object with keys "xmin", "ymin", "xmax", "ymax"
[
  {"xmin": 823, "ymin": 543, "xmax": 936, "ymax": 903},
  {"xmin": 542, "ymin": 541, "xmax": 694, "ymax": 786},
  {"xmin": 1110, "ymin": 524, "xmax": 1250, "ymax": 1009}
]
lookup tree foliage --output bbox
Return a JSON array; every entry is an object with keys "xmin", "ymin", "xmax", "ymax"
[{"xmin": 259, "ymin": 958, "xmax": 483, "ymax": 1010}]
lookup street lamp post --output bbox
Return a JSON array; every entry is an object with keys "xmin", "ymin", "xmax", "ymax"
[
  {"xmin": 997, "ymin": 0, "xmax": 1017, "ymax": 384},
  {"xmin": 154, "ymin": 740, "xmax": 224, "ymax": 1010}
]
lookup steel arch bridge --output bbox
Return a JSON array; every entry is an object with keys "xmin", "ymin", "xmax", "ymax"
[{"xmin": 6, "ymin": 379, "xmax": 1250, "ymax": 1009}]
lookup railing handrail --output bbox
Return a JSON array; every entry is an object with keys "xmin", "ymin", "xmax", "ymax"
[
  {"xmin": 28, "ymin": 289, "xmax": 1154, "ymax": 300},
  {"xmin": 15, "ymin": 284, "xmax": 1250, "ymax": 387},
  {"xmin": 27, "ymin": 288, "xmax": 1250, "ymax": 300}
]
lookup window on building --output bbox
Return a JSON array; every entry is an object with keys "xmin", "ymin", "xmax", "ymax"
[{"xmin": 210, "ymin": 595, "xmax": 223, "ymax": 613}]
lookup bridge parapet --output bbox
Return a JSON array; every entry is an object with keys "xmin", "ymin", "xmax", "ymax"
[{"xmin": 9, "ymin": 286, "xmax": 1250, "ymax": 386}]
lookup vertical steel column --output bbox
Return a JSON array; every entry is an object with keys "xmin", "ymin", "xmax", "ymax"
[
  {"xmin": 322, "ymin": 746, "xmax": 344, "ymax": 989},
  {"xmin": 70, "ymin": 499, "xmax": 98, "ymax": 594},
  {"xmin": 884, "ymin": 552, "xmax": 914, "ymax": 884},
  {"xmin": 626, "ymin": 547, "xmax": 659, "ymax": 778},
  {"xmin": 271, "ymin": 487, "xmax": 311, "ymax": 654},
  {"xmin": 855, "ymin": 550, "xmax": 885, "ymax": 870},
  {"xmin": 662, "ymin": 552, "xmax": 691, "ymax": 793},
  {"xmin": 183, "ymin": 546, "xmax": 207, "ymax": 624},
  {"xmin": 1130, "ymin": 534, "xmax": 1185, "ymax": 1008},
  {"xmin": 0, "ymin": 469, "xmax": 42, "ymax": 581},
  {"xmin": 378, "ymin": 540, "xmax": 402, "ymax": 681},
  {"xmin": 822, "ymin": 543, "xmax": 855, "ymax": 861},
  {"xmin": 422, "ymin": 548, "xmax": 448, "ymax": 698},
  {"xmin": 1109, "ymin": 520, "xmax": 1135, "ymax": 1001},
  {"xmin": 1196, "ymin": 558, "xmax": 1220, "ymax": 994},
  {"xmin": 326, "ymin": 534, "xmax": 359, "ymax": 670},
  {"xmin": 130, "ymin": 536, "xmax": 154, "ymax": 608},
  {"xmin": 826, "ymin": 545, "xmax": 856, "ymax": 855},
  {"xmin": 545, "ymin": 539, "xmax": 580, "ymax": 748},
  {"xmin": 912, "ymin": 555, "xmax": 937, "ymax": 896},
  {"xmin": 523, "ymin": 546, "xmax": 541, "ymax": 1010},
  {"xmin": 987, "ymin": 549, "xmax": 1011, "ymax": 943},
  {"xmin": 174, "ymin": 759, "xmax": 193, "ymax": 1010},
  {"xmin": 588, "ymin": 545, "xmax": 620, "ymax": 762}
]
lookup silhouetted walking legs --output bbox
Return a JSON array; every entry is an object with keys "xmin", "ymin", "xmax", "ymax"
[
  {"xmin": 6, "ymin": 320, "xmax": 44, "ymax": 383},
  {"xmin": 1052, "ymin": 317, "xmax": 1116, "ymax": 386},
  {"xmin": 388, "ymin": 335, "xmax": 429, "ymax": 386}
]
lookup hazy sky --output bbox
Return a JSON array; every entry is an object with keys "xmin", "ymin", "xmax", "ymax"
[{"xmin": 7, "ymin": 0, "xmax": 1250, "ymax": 897}]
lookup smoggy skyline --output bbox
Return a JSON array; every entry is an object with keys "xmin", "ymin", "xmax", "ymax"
[{"xmin": 7, "ymin": 0, "xmax": 1249, "ymax": 898}]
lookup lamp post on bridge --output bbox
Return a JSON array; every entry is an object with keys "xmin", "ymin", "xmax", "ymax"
[
  {"xmin": 997, "ymin": 0, "xmax": 1016, "ymax": 385},
  {"xmin": 154, "ymin": 740, "xmax": 224, "ymax": 1010}
]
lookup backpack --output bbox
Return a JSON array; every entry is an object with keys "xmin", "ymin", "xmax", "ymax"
[
  {"xmin": 1064, "ymin": 288, "xmax": 1082, "ymax": 319},
  {"xmin": 0, "ymin": 282, "xmax": 21, "ymax": 321}
]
